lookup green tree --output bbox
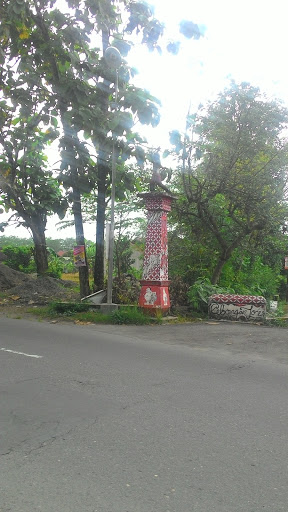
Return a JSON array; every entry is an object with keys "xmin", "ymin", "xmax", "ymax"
[
  {"xmin": 170, "ymin": 82, "xmax": 288, "ymax": 284},
  {"xmin": 0, "ymin": 0, "xmax": 161, "ymax": 294},
  {"xmin": 0, "ymin": 0, "xmax": 202, "ymax": 295},
  {"xmin": 0, "ymin": 98, "xmax": 66, "ymax": 274},
  {"xmin": 0, "ymin": 235, "xmax": 32, "ymax": 247}
]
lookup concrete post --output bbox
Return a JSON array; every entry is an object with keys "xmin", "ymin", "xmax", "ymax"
[{"xmin": 138, "ymin": 192, "xmax": 174, "ymax": 315}]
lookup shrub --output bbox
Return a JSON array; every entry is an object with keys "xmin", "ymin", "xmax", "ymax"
[
  {"xmin": 2, "ymin": 245, "xmax": 34, "ymax": 272},
  {"xmin": 169, "ymin": 276, "xmax": 190, "ymax": 307},
  {"xmin": 187, "ymin": 278, "xmax": 234, "ymax": 313},
  {"xmin": 47, "ymin": 254, "xmax": 64, "ymax": 279},
  {"xmin": 219, "ymin": 254, "xmax": 281, "ymax": 299},
  {"xmin": 112, "ymin": 274, "xmax": 141, "ymax": 304}
]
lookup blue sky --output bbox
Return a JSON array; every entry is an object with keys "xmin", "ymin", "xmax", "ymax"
[
  {"xmin": 3, "ymin": 0, "xmax": 288, "ymax": 239},
  {"xmin": 128, "ymin": 0, "xmax": 288, "ymax": 147}
]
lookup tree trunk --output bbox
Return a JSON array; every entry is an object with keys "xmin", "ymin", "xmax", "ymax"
[
  {"xmin": 211, "ymin": 245, "xmax": 237, "ymax": 284},
  {"xmin": 29, "ymin": 216, "xmax": 48, "ymax": 275},
  {"xmin": 93, "ymin": 162, "xmax": 107, "ymax": 291},
  {"xmin": 211, "ymin": 256, "xmax": 227, "ymax": 285},
  {"xmin": 72, "ymin": 185, "xmax": 91, "ymax": 298}
]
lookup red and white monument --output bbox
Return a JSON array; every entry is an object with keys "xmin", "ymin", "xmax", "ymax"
[{"xmin": 138, "ymin": 192, "xmax": 175, "ymax": 315}]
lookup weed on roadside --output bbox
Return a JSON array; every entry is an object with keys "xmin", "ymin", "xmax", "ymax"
[
  {"xmin": 111, "ymin": 308, "xmax": 158, "ymax": 325},
  {"xmin": 27, "ymin": 302, "xmax": 161, "ymax": 325}
]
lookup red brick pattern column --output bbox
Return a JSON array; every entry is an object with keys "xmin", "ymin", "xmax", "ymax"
[{"xmin": 139, "ymin": 193, "xmax": 174, "ymax": 314}]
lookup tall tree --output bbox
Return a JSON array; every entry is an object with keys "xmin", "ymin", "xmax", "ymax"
[
  {"xmin": 1, "ymin": 0, "xmax": 202, "ymax": 294},
  {"xmin": 0, "ymin": 0, "xmax": 163, "ymax": 294},
  {"xmin": 0, "ymin": 96, "xmax": 66, "ymax": 274},
  {"xmin": 66, "ymin": 1, "xmax": 203, "ymax": 291},
  {"xmin": 79, "ymin": 1, "xmax": 164, "ymax": 291},
  {"xmin": 170, "ymin": 82, "xmax": 288, "ymax": 284},
  {"xmin": 1, "ymin": 0, "xmax": 93, "ymax": 290}
]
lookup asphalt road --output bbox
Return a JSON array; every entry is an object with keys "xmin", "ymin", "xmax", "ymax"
[{"xmin": 1, "ymin": 317, "xmax": 288, "ymax": 512}]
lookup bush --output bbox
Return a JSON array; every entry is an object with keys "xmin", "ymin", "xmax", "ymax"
[
  {"xmin": 187, "ymin": 278, "xmax": 234, "ymax": 313},
  {"xmin": 2, "ymin": 245, "xmax": 34, "ymax": 272},
  {"xmin": 2, "ymin": 245, "xmax": 64, "ymax": 278},
  {"xmin": 169, "ymin": 276, "xmax": 190, "ymax": 307},
  {"xmin": 47, "ymin": 254, "xmax": 64, "ymax": 279},
  {"xmin": 112, "ymin": 274, "xmax": 141, "ymax": 304},
  {"xmin": 219, "ymin": 254, "xmax": 281, "ymax": 299}
]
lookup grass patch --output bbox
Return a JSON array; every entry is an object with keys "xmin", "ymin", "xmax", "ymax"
[
  {"xmin": 26, "ymin": 306, "xmax": 53, "ymax": 318},
  {"xmin": 48, "ymin": 301, "xmax": 91, "ymax": 316},
  {"xmin": 28, "ymin": 302, "xmax": 160, "ymax": 325},
  {"xmin": 74, "ymin": 311, "xmax": 112, "ymax": 323},
  {"xmin": 111, "ymin": 307, "xmax": 159, "ymax": 325},
  {"xmin": 264, "ymin": 317, "xmax": 288, "ymax": 328}
]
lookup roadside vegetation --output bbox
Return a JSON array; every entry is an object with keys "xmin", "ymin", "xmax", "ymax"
[
  {"xmin": 26, "ymin": 303, "xmax": 161, "ymax": 325},
  {"xmin": 1, "ymin": 1, "xmax": 288, "ymax": 320},
  {"xmin": 0, "ymin": 233, "xmax": 288, "ymax": 325}
]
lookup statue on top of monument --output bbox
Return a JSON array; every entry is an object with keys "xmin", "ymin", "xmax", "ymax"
[{"xmin": 149, "ymin": 149, "xmax": 171, "ymax": 194}]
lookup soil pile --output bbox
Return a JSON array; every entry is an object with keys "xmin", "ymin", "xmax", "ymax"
[
  {"xmin": 0, "ymin": 263, "xmax": 78, "ymax": 304},
  {"xmin": 0, "ymin": 263, "xmax": 32, "ymax": 290}
]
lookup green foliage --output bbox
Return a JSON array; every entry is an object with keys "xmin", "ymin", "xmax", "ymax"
[
  {"xmin": 0, "ymin": 0, "xmax": 166, "ymax": 288},
  {"xmin": 113, "ymin": 275, "xmax": 141, "ymax": 305},
  {"xmin": 0, "ymin": 236, "xmax": 32, "ymax": 247},
  {"xmin": 48, "ymin": 302, "xmax": 91, "ymax": 316},
  {"xmin": 277, "ymin": 277, "xmax": 288, "ymax": 302},
  {"xmin": 1, "ymin": 242, "xmax": 69, "ymax": 278},
  {"xmin": 114, "ymin": 236, "xmax": 135, "ymax": 278},
  {"xmin": 168, "ymin": 229, "xmax": 216, "ymax": 285},
  {"xmin": 0, "ymin": 100, "xmax": 66, "ymax": 222},
  {"xmin": 47, "ymin": 302, "xmax": 155, "ymax": 325},
  {"xmin": 62, "ymin": 260, "xmax": 78, "ymax": 274},
  {"xmin": 219, "ymin": 253, "xmax": 282, "ymax": 299},
  {"xmin": 170, "ymin": 81, "xmax": 288, "ymax": 284},
  {"xmin": 0, "ymin": 240, "xmax": 71, "ymax": 278},
  {"xmin": 127, "ymin": 266, "xmax": 142, "ymax": 280},
  {"xmin": 1, "ymin": 0, "xmax": 203, "ymax": 292},
  {"xmin": 1, "ymin": 245, "xmax": 34, "ymax": 272},
  {"xmin": 111, "ymin": 307, "xmax": 152, "ymax": 325},
  {"xmin": 169, "ymin": 276, "xmax": 190, "ymax": 307},
  {"xmin": 187, "ymin": 254, "xmax": 284, "ymax": 314},
  {"xmin": 187, "ymin": 278, "xmax": 234, "ymax": 313},
  {"xmin": 47, "ymin": 253, "xmax": 64, "ymax": 279}
]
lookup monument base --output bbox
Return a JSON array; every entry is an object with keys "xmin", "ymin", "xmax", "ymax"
[{"xmin": 139, "ymin": 280, "xmax": 170, "ymax": 315}]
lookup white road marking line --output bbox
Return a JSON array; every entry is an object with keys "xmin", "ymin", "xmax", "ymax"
[{"xmin": 1, "ymin": 348, "xmax": 43, "ymax": 359}]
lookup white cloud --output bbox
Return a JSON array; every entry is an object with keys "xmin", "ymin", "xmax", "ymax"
[
  {"xmin": 3, "ymin": 0, "xmax": 288, "ymax": 239},
  {"xmin": 128, "ymin": 0, "xmax": 288, "ymax": 141}
]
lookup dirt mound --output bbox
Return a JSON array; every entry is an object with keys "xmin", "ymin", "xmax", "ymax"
[
  {"xmin": 0, "ymin": 263, "xmax": 32, "ymax": 290},
  {"xmin": 0, "ymin": 263, "xmax": 78, "ymax": 304}
]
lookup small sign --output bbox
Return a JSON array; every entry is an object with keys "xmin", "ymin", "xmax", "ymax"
[
  {"xmin": 270, "ymin": 300, "xmax": 278, "ymax": 311},
  {"xmin": 73, "ymin": 246, "xmax": 86, "ymax": 267},
  {"xmin": 285, "ymin": 256, "xmax": 288, "ymax": 270}
]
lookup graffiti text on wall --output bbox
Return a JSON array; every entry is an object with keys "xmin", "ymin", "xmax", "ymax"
[{"xmin": 209, "ymin": 302, "xmax": 265, "ymax": 322}]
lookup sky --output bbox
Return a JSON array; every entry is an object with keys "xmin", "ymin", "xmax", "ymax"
[
  {"xmin": 129, "ymin": 0, "xmax": 288, "ymax": 145},
  {"xmin": 2, "ymin": 0, "xmax": 288, "ymax": 240}
]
